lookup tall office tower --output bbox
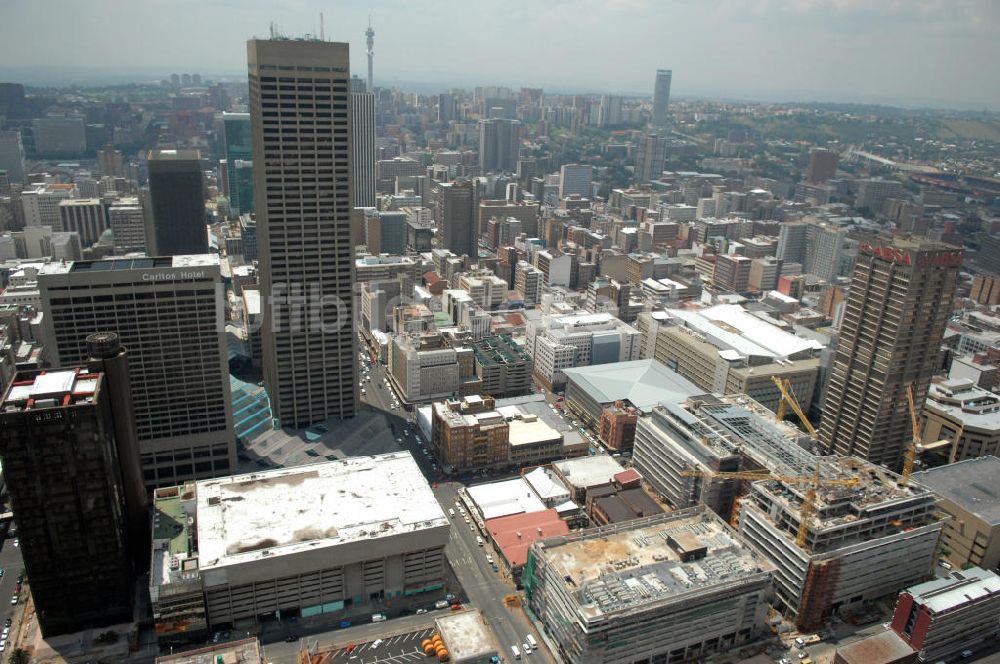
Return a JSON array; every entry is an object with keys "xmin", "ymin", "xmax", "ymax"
[
  {"xmin": 147, "ymin": 148, "xmax": 208, "ymax": 255},
  {"xmin": 222, "ymin": 112, "xmax": 253, "ymax": 215},
  {"xmin": 598, "ymin": 95, "xmax": 622, "ymax": 127},
  {"xmin": 806, "ymin": 147, "xmax": 839, "ymax": 184},
  {"xmin": 58, "ymin": 198, "xmax": 108, "ymax": 246},
  {"xmin": 0, "ymin": 130, "xmax": 25, "ymax": 183},
  {"xmin": 85, "ymin": 332, "xmax": 149, "ymax": 573},
  {"xmin": 0, "ymin": 83, "xmax": 28, "ymax": 119},
  {"xmin": 248, "ymin": 39, "xmax": 358, "ymax": 427},
  {"xmin": 634, "ymin": 133, "xmax": 668, "ymax": 182},
  {"xmin": 559, "ymin": 164, "xmax": 593, "ymax": 199},
  {"xmin": 651, "ymin": 69, "xmax": 672, "ymax": 127},
  {"xmin": 352, "ymin": 92, "xmax": 377, "ymax": 208},
  {"xmin": 478, "ymin": 118, "xmax": 522, "ymax": 173},
  {"xmin": 97, "ymin": 143, "xmax": 125, "ymax": 177},
  {"xmin": 433, "ymin": 180, "xmax": 476, "ymax": 258},
  {"xmin": 437, "ymin": 93, "xmax": 456, "ymax": 123},
  {"xmin": 108, "ymin": 197, "xmax": 147, "ymax": 254},
  {"xmin": 39, "ymin": 256, "xmax": 236, "ymax": 487},
  {"xmin": 0, "ymin": 367, "xmax": 135, "ymax": 636},
  {"xmin": 366, "ymin": 20, "xmax": 375, "ymax": 91},
  {"xmin": 365, "ymin": 209, "xmax": 406, "ymax": 255},
  {"xmin": 819, "ymin": 239, "xmax": 964, "ymax": 468}
]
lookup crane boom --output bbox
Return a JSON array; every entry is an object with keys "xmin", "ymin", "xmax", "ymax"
[
  {"xmin": 902, "ymin": 384, "xmax": 921, "ymax": 486},
  {"xmin": 771, "ymin": 376, "xmax": 817, "ymax": 436},
  {"xmin": 682, "ymin": 464, "xmax": 858, "ymax": 549}
]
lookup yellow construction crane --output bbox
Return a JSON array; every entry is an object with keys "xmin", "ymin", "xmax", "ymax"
[
  {"xmin": 772, "ymin": 376, "xmax": 817, "ymax": 436},
  {"xmin": 682, "ymin": 464, "xmax": 859, "ymax": 548},
  {"xmin": 902, "ymin": 384, "xmax": 922, "ymax": 486}
]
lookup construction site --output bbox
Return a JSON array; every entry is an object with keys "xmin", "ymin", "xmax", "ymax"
[
  {"xmin": 523, "ymin": 507, "xmax": 774, "ymax": 664},
  {"xmin": 738, "ymin": 455, "xmax": 943, "ymax": 630}
]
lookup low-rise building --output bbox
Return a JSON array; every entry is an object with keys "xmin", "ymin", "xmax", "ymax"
[
  {"xmin": 434, "ymin": 610, "xmax": 501, "ymax": 664},
  {"xmin": 432, "ymin": 396, "xmax": 510, "ymax": 472},
  {"xmin": 890, "ymin": 567, "xmax": 1000, "ymax": 663},
  {"xmin": 524, "ymin": 507, "xmax": 774, "ymax": 664},
  {"xmin": 471, "ymin": 334, "xmax": 532, "ymax": 398},
  {"xmin": 525, "ymin": 311, "xmax": 640, "ymax": 390},
  {"xmin": 149, "ymin": 454, "xmax": 449, "ymax": 640},
  {"xmin": 920, "ymin": 378, "xmax": 1000, "ymax": 463},
  {"xmin": 912, "ymin": 457, "xmax": 1000, "ymax": 572},
  {"xmin": 638, "ymin": 305, "xmax": 824, "ymax": 412}
]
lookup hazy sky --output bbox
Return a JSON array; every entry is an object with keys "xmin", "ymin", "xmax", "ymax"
[{"xmin": 2, "ymin": 0, "xmax": 998, "ymax": 109}]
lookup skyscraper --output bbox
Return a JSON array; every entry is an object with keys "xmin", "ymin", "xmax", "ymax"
[
  {"xmin": 806, "ymin": 147, "xmax": 839, "ymax": 184},
  {"xmin": 222, "ymin": 112, "xmax": 253, "ymax": 215},
  {"xmin": 433, "ymin": 179, "xmax": 476, "ymax": 258},
  {"xmin": 479, "ymin": 118, "xmax": 522, "ymax": 173},
  {"xmin": 819, "ymin": 239, "xmax": 963, "ymax": 468},
  {"xmin": 352, "ymin": 91, "xmax": 377, "ymax": 208},
  {"xmin": 559, "ymin": 164, "xmax": 593, "ymax": 199},
  {"xmin": 634, "ymin": 133, "xmax": 668, "ymax": 182},
  {"xmin": 248, "ymin": 38, "xmax": 358, "ymax": 428},
  {"xmin": 0, "ymin": 367, "xmax": 135, "ymax": 636},
  {"xmin": 652, "ymin": 69, "xmax": 672, "ymax": 127},
  {"xmin": 39, "ymin": 256, "xmax": 235, "ymax": 487},
  {"xmin": 59, "ymin": 198, "xmax": 108, "ymax": 246},
  {"xmin": 147, "ymin": 148, "xmax": 208, "ymax": 255}
]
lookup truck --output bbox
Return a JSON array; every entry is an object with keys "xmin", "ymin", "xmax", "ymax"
[
  {"xmin": 511, "ymin": 645, "xmax": 521, "ymax": 660},
  {"xmin": 526, "ymin": 634, "xmax": 537, "ymax": 650},
  {"xmin": 794, "ymin": 634, "xmax": 821, "ymax": 648}
]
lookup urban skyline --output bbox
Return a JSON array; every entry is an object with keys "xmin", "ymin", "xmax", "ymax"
[{"xmin": 0, "ymin": 1, "xmax": 998, "ymax": 110}]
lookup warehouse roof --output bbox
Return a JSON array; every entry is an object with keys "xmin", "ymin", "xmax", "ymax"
[
  {"xmin": 196, "ymin": 453, "xmax": 447, "ymax": 570},
  {"xmin": 563, "ymin": 359, "xmax": 703, "ymax": 412}
]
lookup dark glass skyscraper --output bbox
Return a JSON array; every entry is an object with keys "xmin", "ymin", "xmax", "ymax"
[
  {"xmin": 147, "ymin": 148, "xmax": 208, "ymax": 255},
  {"xmin": 0, "ymin": 368, "xmax": 135, "ymax": 636}
]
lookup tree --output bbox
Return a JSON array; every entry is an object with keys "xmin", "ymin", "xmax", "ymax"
[{"xmin": 8, "ymin": 648, "xmax": 28, "ymax": 664}]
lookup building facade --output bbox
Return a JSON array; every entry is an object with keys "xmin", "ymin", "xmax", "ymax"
[
  {"xmin": 1, "ymin": 369, "xmax": 135, "ymax": 636},
  {"xmin": 351, "ymin": 92, "xmax": 376, "ymax": 208},
  {"xmin": 819, "ymin": 239, "xmax": 963, "ymax": 468},
  {"xmin": 39, "ymin": 256, "xmax": 235, "ymax": 487},
  {"xmin": 147, "ymin": 148, "xmax": 208, "ymax": 256},
  {"xmin": 248, "ymin": 38, "xmax": 358, "ymax": 428}
]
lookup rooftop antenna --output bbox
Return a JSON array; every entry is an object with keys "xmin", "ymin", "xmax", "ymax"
[
  {"xmin": 269, "ymin": 21, "xmax": 275, "ymax": 39},
  {"xmin": 320, "ymin": 12, "xmax": 325, "ymax": 41}
]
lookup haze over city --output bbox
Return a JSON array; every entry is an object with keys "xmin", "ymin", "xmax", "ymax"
[{"xmin": 2, "ymin": 0, "xmax": 999, "ymax": 108}]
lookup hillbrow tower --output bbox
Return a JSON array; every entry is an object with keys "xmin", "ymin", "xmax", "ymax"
[
  {"xmin": 366, "ymin": 19, "xmax": 375, "ymax": 91},
  {"xmin": 248, "ymin": 38, "xmax": 358, "ymax": 428},
  {"xmin": 818, "ymin": 238, "xmax": 963, "ymax": 468}
]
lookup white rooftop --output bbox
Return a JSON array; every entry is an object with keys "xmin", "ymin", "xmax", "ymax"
[
  {"xmin": 552, "ymin": 455, "xmax": 624, "ymax": 489},
  {"xmin": 523, "ymin": 467, "xmax": 571, "ymax": 502},
  {"xmin": 466, "ymin": 478, "xmax": 546, "ymax": 521},
  {"xmin": 666, "ymin": 304, "xmax": 822, "ymax": 359},
  {"xmin": 195, "ymin": 453, "xmax": 447, "ymax": 570}
]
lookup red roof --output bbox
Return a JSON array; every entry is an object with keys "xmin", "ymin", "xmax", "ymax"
[
  {"xmin": 423, "ymin": 271, "xmax": 443, "ymax": 284},
  {"xmin": 614, "ymin": 468, "xmax": 642, "ymax": 486},
  {"xmin": 485, "ymin": 509, "xmax": 569, "ymax": 568}
]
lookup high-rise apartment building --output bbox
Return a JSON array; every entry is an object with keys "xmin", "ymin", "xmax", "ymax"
[
  {"xmin": 59, "ymin": 198, "xmax": 108, "ymax": 246},
  {"xmin": 32, "ymin": 116, "xmax": 86, "ymax": 156},
  {"xmin": 559, "ymin": 164, "xmax": 593, "ymax": 199},
  {"xmin": 351, "ymin": 92, "xmax": 377, "ymax": 208},
  {"xmin": 634, "ymin": 133, "xmax": 667, "ymax": 182},
  {"xmin": 248, "ymin": 38, "xmax": 357, "ymax": 428},
  {"xmin": 108, "ymin": 197, "xmax": 147, "ymax": 254},
  {"xmin": 147, "ymin": 148, "xmax": 208, "ymax": 255},
  {"xmin": 478, "ymin": 118, "xmax": 522, "ymax": 173},
  {"xmin": 819, "ymin": 239, "xmax": 963, "ymax": 468},
  {"xmin": 433, "ymin": 179, "xmax": 476, "ymax": 258},
  {"xmin": 0, "ymin": 368, "xmax": 136, "ymax": 636},
  {"xmin": 651, "ymin": 69, "xmax": 672, "ymax": 127},
  {"xmin": 39, "ymin": 256, "xmax": 235, "ymax": 487},
  {"xmin": 806, "ymin": 147, "xmax": 839, "ymax": 184}
]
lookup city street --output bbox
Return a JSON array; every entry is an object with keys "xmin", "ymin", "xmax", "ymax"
[{"xmin": 432, "ymin": 482, "xmax": 553, "ymax": 663}]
